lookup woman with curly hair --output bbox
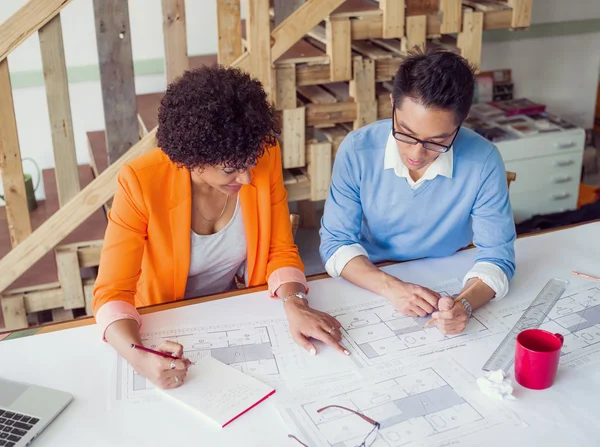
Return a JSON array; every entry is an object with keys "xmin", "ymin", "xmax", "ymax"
[{"xmin": 92, "ymin": 66, "xmax": 346, "ymax": 389}]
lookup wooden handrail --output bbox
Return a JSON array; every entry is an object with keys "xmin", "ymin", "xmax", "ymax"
[
  {"xmin": 229, "ymin": 0, "xmax": 346, "ymax": 72},
  {"xmin": 0, "ymin": 128, "xmax": 158, "ymax": 295},
  {"xmin": 0, "ymin": 0, "xmax": 74, "ymax": 63}
]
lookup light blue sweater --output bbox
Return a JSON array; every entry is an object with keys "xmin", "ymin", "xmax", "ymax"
[{"xmin": 319, "ymin": 119, "xmax": 516, "ymax": 280}]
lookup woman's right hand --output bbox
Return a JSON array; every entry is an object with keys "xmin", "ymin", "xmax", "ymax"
[{"xmin": 130, "ymin": 341, "xmax": 191, "ymax": 389}]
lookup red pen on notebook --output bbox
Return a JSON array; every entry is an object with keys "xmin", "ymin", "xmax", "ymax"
[{"xmin": 130, "ymin": 343, "xmax": 179, "ymax": 360}]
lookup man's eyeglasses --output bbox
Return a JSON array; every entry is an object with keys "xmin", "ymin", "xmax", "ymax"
[
  {"xmin": 288, "ymin": 404, "xmax": 380, "ymax": 447},
  {"xmin": 391, "ymin": 106, "xmax": 459, "ymax": 154}
]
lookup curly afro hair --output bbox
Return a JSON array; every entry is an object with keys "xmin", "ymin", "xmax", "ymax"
[{"xmin": 157, "ymin": 65, "xmax": 279, "ymax": 171}]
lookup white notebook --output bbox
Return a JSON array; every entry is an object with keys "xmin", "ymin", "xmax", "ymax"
[{"xmin": 159, "ymin": 356, "xmax": 275, "ymax": 428}]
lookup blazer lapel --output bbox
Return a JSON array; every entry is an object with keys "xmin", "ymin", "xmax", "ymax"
[
  {"xmin": 169, "ymin": 167, "xmax": 192, "ymax": 300},
  {"xmin": 239, "ymin": 183, "xmax": 258, "ymax": 284}
]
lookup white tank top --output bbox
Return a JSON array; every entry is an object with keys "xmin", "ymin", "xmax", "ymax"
[{"xmin": 183, "ymin": 197, "xmax": 247, "ymax": 299}]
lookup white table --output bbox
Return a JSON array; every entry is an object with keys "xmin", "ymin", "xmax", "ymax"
[{"xmin": 1, "ymin": 222, "xmax": 600, "ymax": 446}]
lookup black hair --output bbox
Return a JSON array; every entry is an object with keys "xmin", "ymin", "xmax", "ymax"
[
  {"xmin": 392, "ymin": 48, "xmax": 475, "ymax": 124},
  {"xmin": 157, "ymin": 65, "xmax": 279, "ymax": 171}
]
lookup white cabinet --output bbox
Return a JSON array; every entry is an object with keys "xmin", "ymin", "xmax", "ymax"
[{"xmin": 495, "ymin": 128, "xmax": 585, "ymax": 223}]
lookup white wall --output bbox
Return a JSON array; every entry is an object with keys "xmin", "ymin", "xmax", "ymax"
[
  {"xmin": 0, "ymin": 0, "xmax": 599, "ymax": 203},
  {"xmin": 481, "ymin": 32, "xmax": 600, "ymax": 128}
]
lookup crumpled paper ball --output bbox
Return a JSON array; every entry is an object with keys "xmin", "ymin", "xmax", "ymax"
[{"xmin": 477, "ymin": 369, "xmax": 516, "ymax": 400}]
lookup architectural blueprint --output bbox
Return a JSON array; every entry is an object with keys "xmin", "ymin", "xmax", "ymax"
[
  {"xmin": 505, "ymin": 284, "xmax": 600, "ymax": 369},
  {"xmin": 113, "ymin": 318, "xmax": 360, "ymax": 404},
  {"xmin": 279, "ymin": 358, "xmax": 521, "ymax": 447},
  {"xmin": 327, "ymin": 279, "xmax": 506, "ymax": 365}
]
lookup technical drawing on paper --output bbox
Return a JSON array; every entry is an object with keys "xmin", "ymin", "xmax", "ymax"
[
  {"xmin": 524, "ymin": 285, "xmax": 600, "ymax": 367},
  {"xmin": 279, "ymin": 359, "xmax": 515, "ymax": 447},
  {"xmin": 329, "ymin": 279, "xmax": 498, "ymax": 364},
  {"xmin": 114, "ymin": 319, "xmax": 360, "ymax": 403}
]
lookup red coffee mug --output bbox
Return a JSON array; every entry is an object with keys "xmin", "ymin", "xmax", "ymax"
[{"xmin": 514, "ymin": 329, "xmax": 564, "ymax": 390}]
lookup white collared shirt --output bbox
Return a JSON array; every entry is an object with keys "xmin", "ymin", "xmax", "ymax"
[{"xmin": 325, "ymin": 131, "xmax": 510, "ymax": 300}]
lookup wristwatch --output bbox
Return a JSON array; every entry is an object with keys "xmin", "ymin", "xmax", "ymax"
[
  {"xmin": 282, "ymin": 291, "xmax": 309, "ymax": 305},
  {"xmin": 458, "ymin": 297, "xmax": 472, "ymax": 319}
]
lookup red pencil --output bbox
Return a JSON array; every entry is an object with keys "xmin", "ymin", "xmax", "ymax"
[{"xmin": 131, "ymin": 343, "xmax": 179, "ymax": 360}]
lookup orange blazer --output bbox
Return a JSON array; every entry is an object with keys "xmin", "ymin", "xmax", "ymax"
[{"xmin": 92, "ymin": 142, "xmax": 304, "ymax": 315}]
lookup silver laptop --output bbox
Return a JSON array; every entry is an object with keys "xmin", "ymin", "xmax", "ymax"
[{"xmin": 0, "ymin": 378, "xmax": 72, "ymax": 446}]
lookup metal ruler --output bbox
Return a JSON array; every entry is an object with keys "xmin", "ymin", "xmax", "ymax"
[{"xmin": 482, "ymin": 278, "xmax": 570, "ymax": 372}]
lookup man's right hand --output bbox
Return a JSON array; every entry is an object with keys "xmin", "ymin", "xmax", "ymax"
[
  {"xmin": 384, "ymin": 279, "xmax": 441, "ymax": 317},
  {"xmin": 129, "ymin": 340, "xmax": 191, "ymax": 389}
]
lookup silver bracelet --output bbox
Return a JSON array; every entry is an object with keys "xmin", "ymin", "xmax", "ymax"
[
  {"xmin": 458, "ymin": 297, "xmax": 472, "ymax": 319},
  {"xmin": 282, "ymin": 291, "xmax": 308, "ymax": 304}
]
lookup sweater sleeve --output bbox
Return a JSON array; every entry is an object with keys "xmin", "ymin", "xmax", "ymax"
[
  {"xmin": 471, "ymin": 147, "xmax": 516, "ymax": 281},
  {"xmin": 319, "ymin": 133, "xmax": 366, "ymax": 272}
]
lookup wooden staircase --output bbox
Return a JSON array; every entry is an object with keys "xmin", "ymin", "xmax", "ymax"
[{"xmin": 0, "ymin": 0, "xmax": 533, "ymax": 332}]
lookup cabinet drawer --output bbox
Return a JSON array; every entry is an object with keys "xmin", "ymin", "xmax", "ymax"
[
  {"xmin": 509, "ymin": 184, "xmax": 579, "ymax": 223},
  {"xmin": 496, "ymin": 128, "xmax": 585, "ymax": 162},
  {"xmin": 504, "ymin": 153, "xmax": 582, "ymax": 194}
]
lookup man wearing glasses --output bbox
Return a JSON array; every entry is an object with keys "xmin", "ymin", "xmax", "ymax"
[{"xmin": 319, "ymin": 49, "xmax": 515, "ymax": 335}]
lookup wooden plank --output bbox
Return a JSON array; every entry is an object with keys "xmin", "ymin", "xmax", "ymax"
[
  {"xmin": 282, "ymin": 108, "xmax": 306, "ymax": 169},
  {"xmin": 0, "ymin": 0, "xmax": 75, "ymax": 63},
  {"xmin": 439, "ymin": 0, "xmax": 461, "ymax": 34},
  {"xmin": 350, "ymin": 58, "xmax": 375, "ymax": 102},
  {"xmin": 0, "ymin": 129, "xmax": 158, "ymax": 295},
  {"xmin": 508, "ymin": 0, "xmax": 532, "ymax": 28},
  {"xmin": 406, "ymin": 15, "xmax": 427, "ymax": 52},
  {"xmin": 426, "ymin": 12, "xmax": 443, "ymax": 36},
  {"xmin": 246, "ymin": 0, "xmax": 273, "ymax": 96},
  {"xmin": 57, "ymin": 240, "xmax": 103, "ymax": 268},
  {"xmin": 216, "ymin": 0, "xmax": 242, "ymax": 66},
  {"xmin": 351, "ymin": 40, "xmax": 393, "ymax": 59},
  {"xmin": 308, "ymin": 142, "xmax": 332, "ymax": 201},
  {"xmin": 286, "ymin": 181, "xmax": 311, "ymax": 202},
  {"xmin": 372, "ymin": 38, "xmax": 403, "ymax": 55},
  {"xmin": 275, "ymin": 39, "xmax": 329, "ymax": 66},
  {"xmin": 283, "ymin": 169, "xmax": 297, "ymax": 185},
  {"xmin": 324, "ymin": 82, "xmax": 351, "ymax": 102},
  {"xmin": 320, "ymin": 126, "xmax": 349, "ymax": 158},
  {"xmin": 375, "ymin": 58, "xmax": 403, "ymax": 81},
  {"xmin": 274, "ymin": 64, "xmax": 297, "ymax": 110},
  {"xmin": 457, "ymin": 10, "xmax": 483, "ymax": 71},
  {"xmin": 162, "ymin": 0, "xmax": 189, "ymax": 83},
  {"xmin": 0, "ymin": 59, "xmax": 32, "ymax": 248},
  {"xmin": 306, "ymin": 102, "xmax": 357, "ymax": 127},
  {"xmin": 38, "ymin": 14, "xmax": 80, "ymax": 207},
  {"xmin": 55, "ymin": 249, "xmax": 85, "ymax": 309},
  {"xmin": 51, "ymin": 307, "xmax": 74, "ymax": 322},
  {"xmin": 274, "ymin": 0, "xmax": 305, "ymax": 26},
  {"xmin": 377, "ymin": 92, "xmax": 393, "ymax": 119},
  {"xmin": 298, "ymin": 85, "xmax": 338, "ymax": 104},
  {"xmin": 0, "ymin": 295, "xmax": 27, "ymax": 330},
  {"xmin": 331, "ymin": 0, "xmax": 381, "ymax": 18},
  {"xmin": 351, "ymin": 15, "xmax": 384, "ymax": 40},
  {"xmin": 83, "ymin": 283, "xmax": 94, "ymax": 316},
  {"xmin": 93, "ymin": 0, "xmax": 139, "ymax": 164},
  {"xmin": 326, "ymin": 18, "xmax": 352, "ymax": 82},
  {"xmin": 380, "ymin": 0, "xmax": 404, "ymax": 38},
  {"xmin": 271, "ymin": 0, "xmax": 346, "ymax": 63},
  {"xmin": 406, "ymin": 0, "xmax": 440, "ymax": 16},
  {"xmin": 23, "ymin": 285, "xmax": 64, "ymax": 313},
  {"xmin": 482, "ymin": 9, "xmax": 513, "ymax": 29},
  {"xmin": 350, "ymin": 58, "xmax": 376, "ymax": 129},
  {"xmin": 296, "ymin": 64, "xmax": 330, "ymax": 86}
]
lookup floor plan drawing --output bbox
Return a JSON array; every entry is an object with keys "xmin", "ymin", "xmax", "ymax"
[
  {"xmin": 279, "ymin": 359, "xmax": 516, "ymax": 447},
  {"xmin": 530, "ymin": 285, "xmax": 600, "ymax": 368},
  {"xmin": 327, "ymin": 280, "xmax": 499, "ymax": 365},
  {"xmin": 113, "ymin": 318, "xmax": 360, "ymax": 404}
]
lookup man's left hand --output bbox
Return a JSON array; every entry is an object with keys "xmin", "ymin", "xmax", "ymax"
[{"xmin": 431, "ymin": 296, "xmax": 469, "ymax": 335}]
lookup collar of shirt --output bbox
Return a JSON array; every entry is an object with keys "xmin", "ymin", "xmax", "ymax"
[{"xmin": 383, "ymin": 131, "xmax": 454, "ymax": 190}]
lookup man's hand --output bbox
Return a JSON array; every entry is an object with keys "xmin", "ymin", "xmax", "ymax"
[
  {"xmin": 431, "ymin": 296, "xmax": 469, "ymax": 335},
  {"xmin": 385, "ymin": 279, "xmax": 441, "ymax": 317},
  {"xmin": 283, "ymin": 297, "xmax": 349, "ymax": 356}
]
